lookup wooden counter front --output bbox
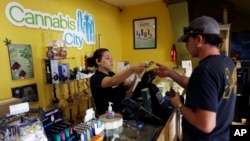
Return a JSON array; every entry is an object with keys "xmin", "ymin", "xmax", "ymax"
[{"xmin": 157, "ymin": 109, "xmax": 182, "ymax": 141}]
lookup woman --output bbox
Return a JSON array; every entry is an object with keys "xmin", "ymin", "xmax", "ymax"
[{"xmin": 87, "ymin": 48, "xmax": 145, "ymax": 116}]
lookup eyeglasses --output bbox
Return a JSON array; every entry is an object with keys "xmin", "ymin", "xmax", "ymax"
[{"xmin": 183, "ymin": 27, "xmax": 203, "ymax": 35}]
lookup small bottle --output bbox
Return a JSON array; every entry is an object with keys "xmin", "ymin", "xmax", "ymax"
[
  {"xmin": 106, "ymin": 102, "xmax": 114, "ymax": 119},
  {"xmin": 60, "ymin": 47, "xmax": 67, "ymax": 58}
]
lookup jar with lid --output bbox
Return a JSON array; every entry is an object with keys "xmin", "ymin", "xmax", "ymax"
[
  {"xmin": 53, "ymin": 47, "xmax": 61, "ymax": 59},
  {"xmin": 60, "ymin": 47, "xmax": 67, "ymax": 58}
]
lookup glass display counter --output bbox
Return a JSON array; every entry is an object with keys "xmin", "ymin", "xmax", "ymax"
[{"xmin": 103, "ymin": 120, "xmax": 162, "ymax": 141}]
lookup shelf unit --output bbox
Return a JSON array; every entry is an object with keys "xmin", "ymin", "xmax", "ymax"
[{"xmin": 43, "ymin": 57, "xmax": 94, "ymax": 124}]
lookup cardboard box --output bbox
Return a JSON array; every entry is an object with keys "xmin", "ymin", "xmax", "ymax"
[
  {"xmin": 62, "ymin": 63, "xmax": 70, "ymax": 81},
  {"xmin": 51, "ymin": 60, "xmax": 60, "ymax": 84},
  {"xmin": 58, "ymin": 63, "xmax": 63, "ymax": 81},
  {"xmin": 45, "ymin": 60, "xmax": 59, "ymax": 84},
  {"xmin": 45, "ymin": 60, "xmax": 52, "ymax": 83}
]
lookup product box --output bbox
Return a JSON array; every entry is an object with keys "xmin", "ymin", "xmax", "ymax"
[
  {"xmin": 45, "ymin": 60, "xmax": 60, "ymax": 84},
  {"xmin": 43, "ymin": 108, "xmax": 77, "ymax": 141},
  {"xmin": 62, "ymin": 63, "xmax": 70, "ymax": 81},
  {"xmin": 58, "ymin": 63, "xmax": 64, "ymax": 81},
  {"xmin": 45, "ymin": 60, "xmax": 52, "ymax": 83},
  {"xmin": 50, "ymin": 60, "xmax": 60, "ymax": 84}
]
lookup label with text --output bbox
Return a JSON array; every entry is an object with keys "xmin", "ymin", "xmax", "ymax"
[{"xmin": 230, "ymin": 125, "xmax": 250, "ymax": 141}]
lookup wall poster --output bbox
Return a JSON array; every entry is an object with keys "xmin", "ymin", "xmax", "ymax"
[
  {"xmin": 133, "ymin": 17, "xmax": 157, "ymax": 49},
  {"xmin": 11, "ymin": 83, "xmax": 39, "ymax": 103},
  {"xmin": 7, "ymin": 44, "xmax": 34, "ymax": 80}
]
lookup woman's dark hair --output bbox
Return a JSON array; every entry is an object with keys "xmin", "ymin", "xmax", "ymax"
[
  {"xmin": 190, "ymin": 34, "xmax": 223, "ymax": 49},
  {"xmin": 86, "ymin": 48, "xmax": 109, "ymax": 67}
]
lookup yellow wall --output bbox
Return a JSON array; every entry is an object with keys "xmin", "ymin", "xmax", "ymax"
[
  {"xmin": 121, "ymin": 1, "xmax": 176, "ymax": 67},
  {"xmin": 168, "ymin": 2, "xmax": 192, "ymax": 66},
  {"xmin": 0, "ymin": 0, "xmax": 175, "ymax": 111},
  {"xmin": 0, "ymin": 0, "xmax": 123, "ymax": 108}
]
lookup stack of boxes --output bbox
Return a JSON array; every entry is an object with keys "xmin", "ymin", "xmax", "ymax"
[
  {"xmin": 43, "ymin": 108, "xmax": 77, "ymax": 141},
  {"xmin": 45, "ymin": 60, "xmax": 71, "ymax": 84}
]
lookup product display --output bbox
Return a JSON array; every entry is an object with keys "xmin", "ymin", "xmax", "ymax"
[
  {"xmin": 43, "ymin": 108, "xmax": 77, "ymax": 141},
  {"xmin": 0, "ymin": 106, "xmax": 47, "ymax": 141},
  {"xmin": 18, "ymin": 119, "xmax": 48, "ymax": 141},
  {"xmin": 48, "ymin": 40, "xmax": 67, "ymax": 59}
]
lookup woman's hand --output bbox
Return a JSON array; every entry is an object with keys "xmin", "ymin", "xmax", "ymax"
[{"xmin": 130, "ymin": 63, "xmax": 145, "ymax": 74}]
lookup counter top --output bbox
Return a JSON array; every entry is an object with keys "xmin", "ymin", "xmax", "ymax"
[
  {"xmin": 102, "ymin": 120, "xmax": 163, "ymax": 141},
  {"xmin": 99, "ymin": 97, "xmax": 174, "ymax": 141}
]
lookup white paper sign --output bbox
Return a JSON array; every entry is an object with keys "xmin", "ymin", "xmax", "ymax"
[
  {"xmin": 182, "ymin": 60, "xmax": 192, "ymax": 77},
  {"xmin": 9, "ymin": 102, "xmax": 29, "ymax": 115}
]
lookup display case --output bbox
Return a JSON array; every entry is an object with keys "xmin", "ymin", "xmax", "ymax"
[
  {"xmin": 43, "ymin": 56, "xmax": 94, "ymax": 125},
  {"xmin": 103, "ymin": 120, "xmax": 163, "ymax": 141}
]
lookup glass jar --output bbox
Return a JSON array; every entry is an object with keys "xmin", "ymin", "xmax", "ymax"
[
  {"xmin": 60, "ymin": 47, "xmax": 67, "ymax": 58},
  {"xmin": 53, "ymin": 47, "xmax": 61, "ymax": 59}
]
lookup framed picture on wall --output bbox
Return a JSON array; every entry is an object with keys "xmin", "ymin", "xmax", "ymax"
[
  {"xmin": 11, "ymin": 83, "xmax": 39, "ymax": 103},
  {"xmin": 133, "ymin": 17, "xmax": 157, "ymax": 49},
  {"xmin": 7, "ymin": 44, "xmax": 34, "ymax": 80}
]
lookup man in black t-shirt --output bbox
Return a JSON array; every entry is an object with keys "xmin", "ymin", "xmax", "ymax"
[{"xmin": 153, "ymin": 16, "xmax": 237, "ymax": 141}]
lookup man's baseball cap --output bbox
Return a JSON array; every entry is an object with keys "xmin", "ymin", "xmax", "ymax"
[{"xmin": 178, "ymin": 16, "xmax": 220, "ymax": 42}]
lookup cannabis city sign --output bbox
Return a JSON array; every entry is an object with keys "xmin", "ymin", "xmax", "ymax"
[{"xmin": 5, "ymin": 2, "xmax": 95, "ymax": 50}]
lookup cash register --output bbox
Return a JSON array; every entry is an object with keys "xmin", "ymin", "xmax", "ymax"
[{"xmin": 121, "ymin": 70, "xmax": 173, "ymax": 126}]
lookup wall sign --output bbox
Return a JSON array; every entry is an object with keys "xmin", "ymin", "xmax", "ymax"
[
  {"xmin": 5, "ymin": 2, "xmax": 96, "ymax": 50},
  {"xmin": 133, "ymin": 17, "xmax": 157, "ymax": 49}
]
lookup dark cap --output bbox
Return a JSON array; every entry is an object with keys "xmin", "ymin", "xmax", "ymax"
[{"xmin": 178, "ymin": 16, "xmax": 220, "ymax": 42}]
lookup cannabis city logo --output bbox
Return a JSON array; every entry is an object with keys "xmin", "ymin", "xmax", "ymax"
[{"xmin": 5, "ymin": 2, "xmax": 96, "ymax": 50}]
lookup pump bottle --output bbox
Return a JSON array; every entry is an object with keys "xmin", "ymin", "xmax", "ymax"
[{"xmin": 106, "ymin": 102, "xmax": 114, "ymax": 119}]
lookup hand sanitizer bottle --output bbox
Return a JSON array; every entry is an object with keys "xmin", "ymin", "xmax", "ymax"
[{"xmin": 106, "ymin": 102, "xmax": 114, "ymax": 119}]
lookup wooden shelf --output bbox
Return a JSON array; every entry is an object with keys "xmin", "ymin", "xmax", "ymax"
[
  {"xmin": 47, "ymin": 94, "xmax": 91, "ymax": 110},
  {"xmin": 43, "ymin": 57, "xmax": 75, "ymax": 60},
  {"xmin": 47, "ymin": 76, "xmax": 93, "ymax": 85}
]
